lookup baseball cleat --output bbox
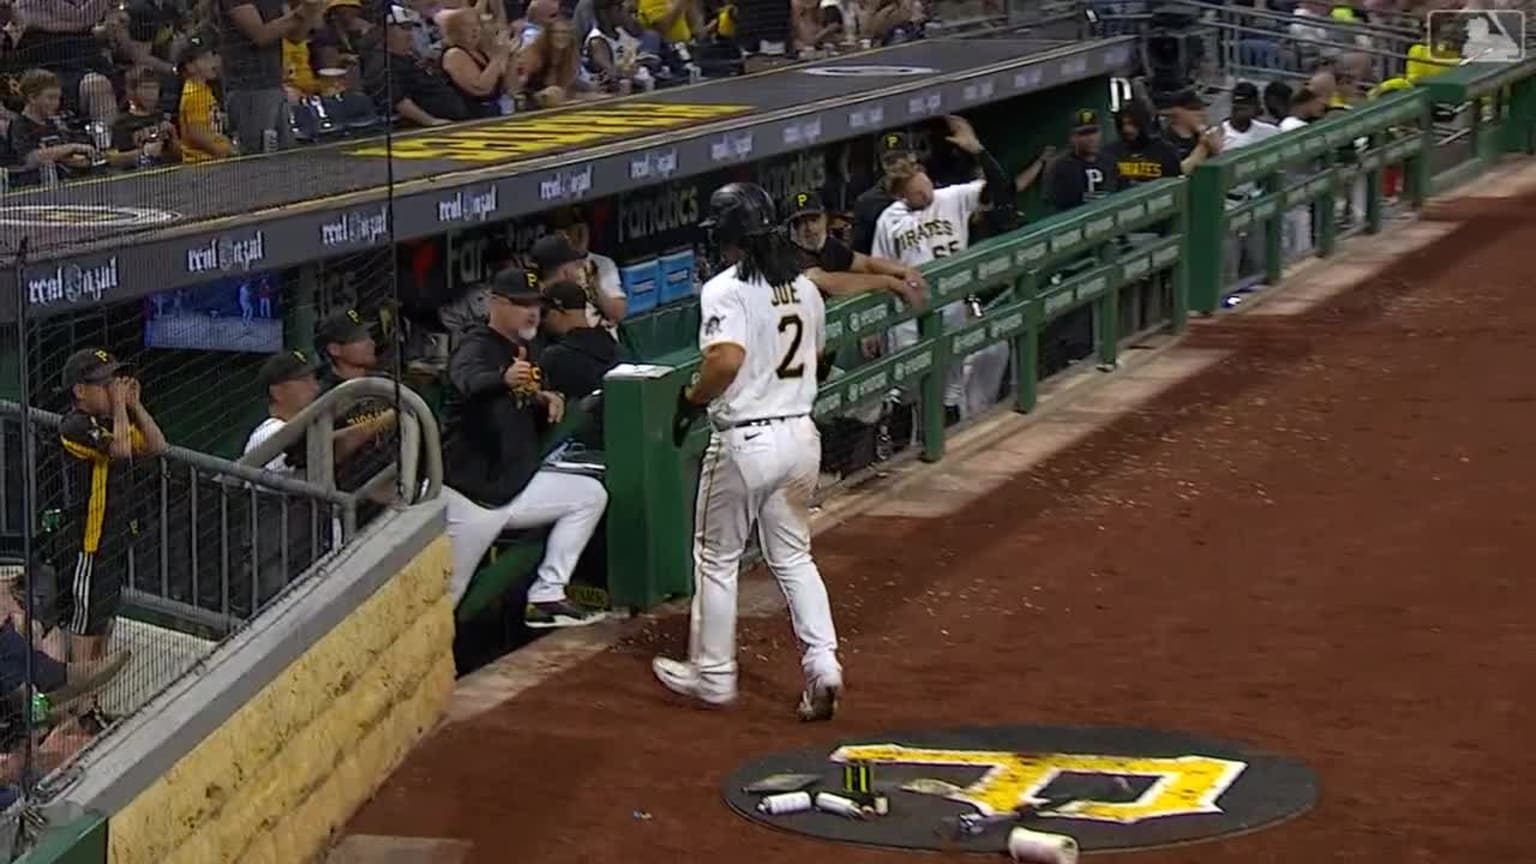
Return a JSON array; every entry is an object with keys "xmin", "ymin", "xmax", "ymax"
[
  {"xmin": 651, "ymin": 657, "xmax": 736, "ymax": 707},
  {"xmin": 796, "ymin": 675, "xmax": 842, "ymax": 722},
  {"xmin": 525, "ymin": 600, "xmax": 602, "ymax": 629}
]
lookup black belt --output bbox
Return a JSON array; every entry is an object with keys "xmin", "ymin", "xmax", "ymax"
[{"xmin": 726, "ymin": 413, "xmax": 808, "ymax": 429}]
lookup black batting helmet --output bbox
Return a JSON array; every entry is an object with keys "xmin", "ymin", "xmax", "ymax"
[{"xmin": 701, "ymin": 182, "xmax": 776, "ymax": 246}]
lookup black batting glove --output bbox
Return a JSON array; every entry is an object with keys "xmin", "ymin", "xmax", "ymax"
[{"xmin": 672, "ymin": 379, "xmax": 707, "ymax": 447}]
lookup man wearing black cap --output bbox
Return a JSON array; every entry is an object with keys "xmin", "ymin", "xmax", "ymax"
[
  {"xmin": 784, "ymin": 190, "xmax": 925, "ymax": 292},
  {"xmin": 1046, "ymin": 108, "xmax": 1109, "ymax": 213},
  {"xmin": 849, "ymin": 130, "xmax": 915, "ymax": 255},
  {"xmin": 552, "ymin": 207, "xmax": 626, "ymax": 327},
  {"xmin": 1163, "ymin": 88, "xmax": 1224, "ymax": 175},
  {"xmin": 314, "ymin": 308, "xmax": 399, "ymax": 517},
  {"xmin": 441, "ymin": 266, "xmax": 606, "ymax": 628},
  {"xmin": 55, "ymin": 349, "xmax": 167, "ymax": 659},
  {"xmin": 540, "ymin": 281, "xmax": 626, "ymax": 449},
  {"xmin": 244, "ymin": 349, "xmax": 322, "ymax": 474},
  {"xmin": 1103, "ymin": 101, "xmax": 1184, "ymax": 192}
]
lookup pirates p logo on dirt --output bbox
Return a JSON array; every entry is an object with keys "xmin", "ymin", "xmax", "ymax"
[{"xmin": 724, "ymin": 725, "xmax": 1317, "ymax": 854}]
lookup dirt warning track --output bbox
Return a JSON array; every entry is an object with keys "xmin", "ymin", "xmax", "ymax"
[{"xmin": 346, "ymin": 196, "xmax": 1536, "ymax": 863}]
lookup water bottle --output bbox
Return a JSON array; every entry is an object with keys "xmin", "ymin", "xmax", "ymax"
[
  {"xmin": 138, "ymin": 128, "xmax": 158, "ymax": 169},
  {"xmin": 262, "ymin": 128, "xmax": 278, "ymax": 153},
  {"xmin": 28, "ymin": 691, "xmax": 50, "ymax": 725},
  {"xmin": 86, "ymin": 119, "xmax": 110, "ymax": 151},
  {"xmin": 633, "ymin": 65, "xmax": 653, "ymax": 91}
]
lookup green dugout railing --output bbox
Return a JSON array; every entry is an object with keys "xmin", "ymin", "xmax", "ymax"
[
  {"xmin": 602, "ymin": 179, "xmax": 1188, "ymax": 610},
  {"xmin": 1187, "ymin": 57, "xmax": 1536, "ymax": 314}
]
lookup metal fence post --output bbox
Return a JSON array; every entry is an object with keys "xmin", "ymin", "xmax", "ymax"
[
  {"xmin": 1169, "ymin": 186, "xmax": 1191, "ymax": 332},
  {"xmin": 1015, "ymin": 270, "xmax": 1042, "ymax": 413},
  {"xmin": 1316, "ymin": 149, "xmax": 1339, "ymax": 259},
  {"xmin": 918, "ymin": 306, "xmax": 946, "ymax": 463},
  {"xmin": 1365, "ymin": 129, "xmax": 1385, "ymax": 235},
  {"xmin": 1185, "ymin": 163, "xmax": 1226, "ymax": 315}
]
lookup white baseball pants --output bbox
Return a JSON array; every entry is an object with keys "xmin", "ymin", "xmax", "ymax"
[
  {"xmin": 688, "ymin": 416, "xmax": 840, "ymax": 688},
  {"xmin": 442, "ymin": 472, "xmax": 608, "ymax": 605}
]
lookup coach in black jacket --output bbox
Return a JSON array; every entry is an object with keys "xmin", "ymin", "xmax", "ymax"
[{"xmin": 440, "ymin": 266, "xmax": 608, "ymax": 630}]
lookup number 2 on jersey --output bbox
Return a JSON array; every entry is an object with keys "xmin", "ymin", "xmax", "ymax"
[{"xmin": 775, "ymin": 314, "xmax": 805, "ymax": 379}]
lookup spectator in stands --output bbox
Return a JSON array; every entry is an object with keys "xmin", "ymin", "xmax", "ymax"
[
  {"xmin": 515, "ymin": 17, "xmax": 596, "ymax": 106},
  {"xmin": 383, "ymin": 3, "xmax": 473, "ymax": 126},
  {"xmin": 177, "ymin": 35, "xmax": 235, "ymax": 162},
  {"xmin": 1102, "ymin": 101, "xmax": 1182, "ymax": 191},
  {"xmin": 13, "ymin": 0, "xmax": 120, "ymax": 127},
  {"xmin": 441, "ymin": 6, "xmax": 515, "ymax": 116},
  {"xmin": 6, "ymin": 68, "xmax": 98, "ymax": 185},
  {"xmin": 56, "ymin": 349, "xmax": 167, "ymax": 660},
  {"xmin": 1163, "ymin": 88, "xmax": 1223, "ymax": 175},
  {"xmin": 582, "ymin": 0, "xmax": 656, "ymax": 92},
  {"xmin": 215, "ymin": 0, "xmax": 327, "ymax": 153},
  {"xmin": 1045, "ymin": 108, "xmax": 1108, "ymax": 212},
  {"xmin": 792, "ymin": 0, "xmax": 844, "ymax": 52},
  {"xmin": 109, "ymin": 65, "xmax": 181, "ymax": 167},
  {"xmin": 539, "ymin": 280, "xmax": 624, "ymax": 447},
  {"xmin": 441, "ymin": 266, "xmax": 608, "ymax": 628},
  {"xmin": 550, "ymin": 208, "xmax": 626, "ymax": 327},
  {"xmin": 636, "ymin": 0, "xmax": 702, "ymax": 51},
  {"xmin": 862, "ymin": 0, "xmax": 922, "ymax": 45},
  {"xmin": 117, "ymin": 0, "xmax": 186, "ymax": 114}
]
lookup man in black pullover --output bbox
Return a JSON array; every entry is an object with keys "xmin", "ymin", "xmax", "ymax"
[{"xmin": 441, "ymin": 266, "xmax": 608, "ymax": 629}]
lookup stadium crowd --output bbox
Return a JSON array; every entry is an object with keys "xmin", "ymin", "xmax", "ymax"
[{"xmin": 0, "ymin": 0, "xmax": 931, "ymax": 186}]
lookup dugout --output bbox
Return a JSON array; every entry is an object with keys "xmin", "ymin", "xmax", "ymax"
[{"xmin": 0, "ymin": 36, "xmax": 1136, "ymax": 660}]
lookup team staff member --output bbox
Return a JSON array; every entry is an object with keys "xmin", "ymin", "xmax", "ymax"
[
  {"xmin": 441, "ymin": 267, "xmax": 607, "ymax": 628},
  {"xmin": 552, "ymin": 207, "xmax": 626, "ymax": 329},
  {"xmin": 1046, "ymin": 108, "xmax": 1108, "ymax": 212},
  {"xmin": 1102, "ymin": 101, "xmax": 1182, "ymax": 192},
  {"xmin": 532, "ymin": 230, "xmax": 622, "ymax": 333},
  {"xmin": 314, "ymin": 309, "xmax": 399, "ymax": 516},
  {"xmin": 850, "ymin": 130, "xmax": 915, "ymax": 255},
  {"xmin": 540, "ymin": 281, "xmax": 626, "ymax": 449},
  {"xmin": 784, "ymin": 190, "xmax": 926, "ymax": 294},
  {"xmin": 1163, "ymin": 89, "xmax": 1223, "ymax": 175},
  {"xmin": 1278, "ymin": 86, "xmax": 1327, "ymax": 259},
  {"xmin": 872, "ymin": 114, "xmax": 1011, "ymax": 425},
  {"xmin": 56, "ymin": 349, "xmax": 167, "ymax": 660},
  {"xmin": 1220, "ymin": 82, "xmax": 1279, "ymax": 283}
]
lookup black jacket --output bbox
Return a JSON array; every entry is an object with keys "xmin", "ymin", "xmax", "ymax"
[
  {"xmin": 542, "ymin": 327, "xmax": 625, "ymax": 449},
  {"xmin": 441, "ymin": 324, "xmax": 547, "ymax": 507}
]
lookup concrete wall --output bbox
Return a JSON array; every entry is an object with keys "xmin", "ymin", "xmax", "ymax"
[{"xmin": 43, "ymin": 502, "xmax": 453, "ymax": 864}]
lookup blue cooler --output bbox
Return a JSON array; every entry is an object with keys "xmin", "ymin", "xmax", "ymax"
[
  {"xmin": 620, "ymin": 258, "xmax": 661, "ymax": 316},
  {"xmin": 658, "ymin": 249, "xmax": 697, "ymax": 304}
]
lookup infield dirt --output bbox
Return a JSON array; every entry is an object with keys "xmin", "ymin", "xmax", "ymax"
[{"xmin": 344, "ymin": 192, "xmax": 1536, "ymax": 863}]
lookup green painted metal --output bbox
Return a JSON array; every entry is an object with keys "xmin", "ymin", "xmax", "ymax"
[
  {"xmin": 600, "ymin": 181, "xmax": 1187, "ymax": 610},
  {"xmin": 14, "ymin": 812, "xmax": 108, "ymax": 864}
]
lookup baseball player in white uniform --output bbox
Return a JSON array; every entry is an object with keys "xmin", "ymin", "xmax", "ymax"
[
  {"xmin": 652, "ymin": 182, "xmax": 922, "ymax": 721},
  {"xmin": 873, "ymin": 115, "xmax": 1013, "ymax": 421}
]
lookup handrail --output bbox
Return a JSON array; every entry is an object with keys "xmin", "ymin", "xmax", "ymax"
[
  {"xmin": 234, "ymin": 376, "xmax": 444, "ymax": 504},
  {"xmin": 0, "ymin": 400, "xmax": 353, "ymax": 506}
]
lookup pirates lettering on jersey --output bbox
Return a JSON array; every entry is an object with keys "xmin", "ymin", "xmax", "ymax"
[
  {"xmin": 1085, "ymin": 167, "xmax": 1106, "ymax": 200},
  {"xmin": 892, "ymin": 218, "xmax": 958, "ymax": 259},
  {"xmin": 1116, "ymin": 157, "xmax": 1166, "ymax": 181}
]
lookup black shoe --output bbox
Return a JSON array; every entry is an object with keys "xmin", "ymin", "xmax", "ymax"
[
  {"xmin": 943, "ymin": 404, "xmax": 962, "ymax": 427},
  {"xmin": 525, "ymin": 600, "xmax": 601, "ymax": 629}
]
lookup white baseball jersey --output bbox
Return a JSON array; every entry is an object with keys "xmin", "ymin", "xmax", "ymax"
[
  {"xmin": 870, "ymin": 179, "xmax": 985, "ymax": 268},
  {"xmin": 698, "ymin": 265, "xmax": 825, "ymax": 427}
]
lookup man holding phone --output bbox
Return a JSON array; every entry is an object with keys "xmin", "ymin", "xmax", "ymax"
[{"xmin": 56, "ymin": 349, "xmax": 167, "ymax": 660}]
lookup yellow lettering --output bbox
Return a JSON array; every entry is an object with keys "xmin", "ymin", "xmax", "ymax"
[
  {"xmin": 349, "ymin": 103, "xmax": 751, "ymax": 162},
  {"xmin": 831, "ymin": 744, "xmax": 1246, "ymax": 824}
]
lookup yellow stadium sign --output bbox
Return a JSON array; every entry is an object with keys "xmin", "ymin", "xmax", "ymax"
[{"xmin": 350, "ymin": 102, "xmax": 752, "ymax": 163}]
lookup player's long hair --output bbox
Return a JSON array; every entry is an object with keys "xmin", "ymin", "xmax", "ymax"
[{"xmin": 733, "ymin": 230, "xmax": 804, "ymax": 290}]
